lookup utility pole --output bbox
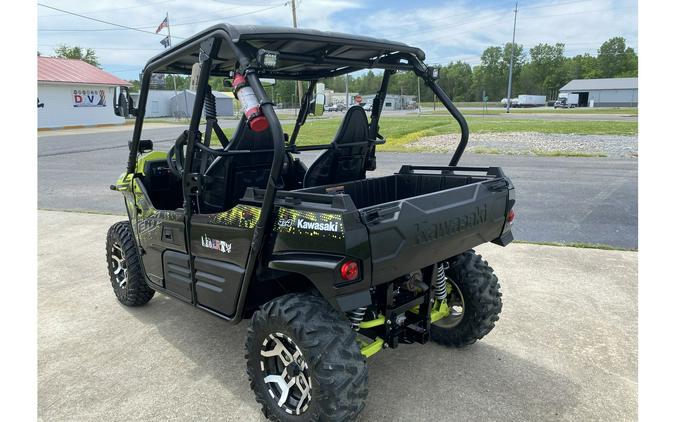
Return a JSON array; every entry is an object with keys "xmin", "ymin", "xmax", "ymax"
[
  {"xmin": 165, "ymin": 13, "xmax": 185, "ymax": 119},
  {"xmin": 417, "ymin": 77, "xmax": 421, "ymax": 114},
  {"xmin": 345, "ymin": 74, "xmax": 349, "ymax": 108},
  {"xmin": 505, "ymin": 1, "xmax": 518, "ymax": 113},
  {"xmin": 291, "ymin": 0, "xmax": 304, "ymax": 105}
]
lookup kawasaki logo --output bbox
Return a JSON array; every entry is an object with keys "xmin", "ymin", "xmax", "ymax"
[
  {"xmin": 414, "ymin": 205, "xmax": 488, "ymax": 245},
  {"xmin": 296, "ymin": 218, "xmax": 340, "ymax": 232}
]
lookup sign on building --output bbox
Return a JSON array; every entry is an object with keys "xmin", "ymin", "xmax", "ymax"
[{"xmin": 72, "ymin": 89, "xmax": 107, "ymax": 107}]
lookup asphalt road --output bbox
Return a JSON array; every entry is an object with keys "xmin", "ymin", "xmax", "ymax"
[
  {"xmin": 38, "ymin": 210, "xmax": 638, "ymax": 421},
  {"xmin": 38, "ymin": 125, "xmax": 637, "ymax": 248}
]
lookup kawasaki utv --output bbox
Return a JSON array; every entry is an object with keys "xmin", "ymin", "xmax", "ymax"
[{"xmin": 107, "ymin": 24, "xmax": 515, "ymax": 421}]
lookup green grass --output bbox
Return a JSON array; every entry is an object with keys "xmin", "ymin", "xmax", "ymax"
[
  {"xmin": 159, "ymin": 114, "xmax": 637, "ymax": 153},
  {"xmin": 513, "ymin": 240, "xmax": 636, "ymax": 252},
  {"xmin": 470, "ymin": 147, "xmax": 607, "ymax": 158},
  {"xmin": 532, "ymin": 150, "xmax": 607, "ymax": 158},
  {"xmin": 275, "ymin": 115, "xmax": 637, "ymax": 151}
]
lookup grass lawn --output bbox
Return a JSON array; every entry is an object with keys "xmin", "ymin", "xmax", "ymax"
[
  {"xmin": 182, "ymin": 114, "xmax": 637, "ymax": 153},
  {"xmin": 279, "ymin": 115, "xmax": 637, "ymax": 151}
]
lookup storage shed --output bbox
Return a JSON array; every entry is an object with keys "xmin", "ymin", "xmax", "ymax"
[
  {"xmin": 170, "ymin": 90, "xmax": 235, "ymax": 118},
  {"xmin": 558, "ymin": 77, "xmax": 638, "ymax": 107},
  {"xmin": 129, "ymin": 90, "xmax": 176, "ymax": 118},
  {"xmin": 38, "ymin": 57, "xmax": 131, "ymax": 129}
]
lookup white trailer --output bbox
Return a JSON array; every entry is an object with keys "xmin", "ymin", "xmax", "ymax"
[{"xmin": 515, "ymin": 95, "xmax": 546, "ymax": 107}]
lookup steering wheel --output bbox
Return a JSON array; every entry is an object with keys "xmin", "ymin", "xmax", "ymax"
[{"xmin": 167, "ymin": 130, "xmax": 188, "ymax": 177}]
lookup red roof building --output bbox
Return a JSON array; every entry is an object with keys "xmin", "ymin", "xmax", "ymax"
[
  {"xmin": 38, "ymin": 57, "xmax": 131, "ymax": 129},
  {"xmin": 38, "ymin": 57, "xmax": 131, "ymax": 86}
]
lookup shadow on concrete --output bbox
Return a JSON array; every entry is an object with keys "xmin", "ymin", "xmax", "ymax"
[{"xmin": 126, "ymin": 295, "xmax": 579, "ymax": 421}]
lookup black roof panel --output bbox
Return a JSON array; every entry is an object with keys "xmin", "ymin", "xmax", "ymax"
[{"xmin": 144, "ymin": 24, "xmax": 426, "ymax": 79}]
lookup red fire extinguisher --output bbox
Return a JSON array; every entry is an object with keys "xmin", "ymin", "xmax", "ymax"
[{"xmin": 232, "ymin": 72, "xmax": 269, "ymax": 132}]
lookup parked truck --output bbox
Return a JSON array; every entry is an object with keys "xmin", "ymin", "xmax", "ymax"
[{"xmin": 554, "ymin": 93, "xmax": 579, "ymax": 108}]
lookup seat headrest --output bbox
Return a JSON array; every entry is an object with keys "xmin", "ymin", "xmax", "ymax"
[
  {"xmin": 333, "ymin": 106, "xmax": 370, "ymax": 144},
  {"xmin": 229, "ymin": 116, "xmax": 274, "ymax": 150}
]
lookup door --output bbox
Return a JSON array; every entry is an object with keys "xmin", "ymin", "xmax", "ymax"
[{"xmin": 187, "ymin": 205, "xmax": 261, "ymax": 317}]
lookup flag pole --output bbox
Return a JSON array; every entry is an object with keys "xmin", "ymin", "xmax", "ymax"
[{"xmin": 165, "ymin": 13, "xmax": 182, "ymax": 120}]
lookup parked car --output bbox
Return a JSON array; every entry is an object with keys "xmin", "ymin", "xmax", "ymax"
[{"xmin": 326, "ymin": 103, "xmax": 346, "ymax": 112}]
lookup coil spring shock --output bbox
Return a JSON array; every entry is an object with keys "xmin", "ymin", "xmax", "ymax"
[
  {"xmin": 435, "ymin": 262, "xmax": 448, "ymax": 301},
  {"xmin": 347, "ymin": 307, "xmax": 367, "ymax": 330},
  {"xmin": 204, "ymin": 87, "xmax": 217, "ymax": 120}
]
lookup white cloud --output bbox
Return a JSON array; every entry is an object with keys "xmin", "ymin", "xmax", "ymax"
[{"xmin": 37, "ymin": 0, "xmax": 637, "ymax": 79}]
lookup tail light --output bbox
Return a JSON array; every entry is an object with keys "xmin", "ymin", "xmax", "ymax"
[
  {"xmin": 340, "ymin": 260, "xmax": 360, "ymax": 282},
  {"xmin": 507, "ymin": 209, "xmax": 516, "ymax": 223}
]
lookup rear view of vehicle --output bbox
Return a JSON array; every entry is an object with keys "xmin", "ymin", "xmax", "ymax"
[{"xmin": 104, "ymin": 23, "xmax": 516, "ymax": 422}]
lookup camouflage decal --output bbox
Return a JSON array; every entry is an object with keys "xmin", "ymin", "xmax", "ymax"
[
  {"xmin": 275, "ymin": 208, "xmax": 344, "ymax": 240},
  {"xmin": 208, "ymin": 205, "xmax": 261, "ymax": 229}
]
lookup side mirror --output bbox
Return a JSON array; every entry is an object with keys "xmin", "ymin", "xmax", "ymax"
[
  {"xmin": 311, "ymin": 93, "xmax": 325, "ymax": 117},
  {"xmin": 128, "ymin": 139, "xmax": 153, "ymax": 153},
  {"xmin": 114, "ymin": 86, "xmax": 136, "ymax": 118}
]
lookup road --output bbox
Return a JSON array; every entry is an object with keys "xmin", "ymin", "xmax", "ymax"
[
  {"xmin": 38, "ymin": 210, "xmax": 637, "ymax": 421},
  {"xmin": 38, "ymin": 125, "xmax": 637, "ymax": 248}
]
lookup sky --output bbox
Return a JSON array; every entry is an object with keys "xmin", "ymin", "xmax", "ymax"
[{"xmin": 37, "ymin": 0, "xmax": 638, "ymax": 80}]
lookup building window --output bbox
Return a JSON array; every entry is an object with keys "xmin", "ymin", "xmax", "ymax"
[{"xmin": 385, "ymin": 102, "xmax": 392, "ymax": 107}]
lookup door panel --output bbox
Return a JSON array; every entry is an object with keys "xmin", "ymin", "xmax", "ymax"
[
  {"xmin": 194, "ymin": 257, "xmax": 245, "ymax": 316},
  {"xmin": 188, "ymin": 205, "xmax": 261, "ymax": 316},
  {"xmin": 162, "ymin": 250, "xmax": 192, "ymax": 302}
]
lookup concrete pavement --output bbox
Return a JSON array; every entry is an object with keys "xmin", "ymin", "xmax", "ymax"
[{"xmin": 38, "ymin": 210, "xmax": 637, "ymax": 421}]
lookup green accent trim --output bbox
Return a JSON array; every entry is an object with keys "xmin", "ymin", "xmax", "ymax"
[
  {"xmin": 359, "ymin": 314, "xmax": 385, "ymax": 329},
  {"xmin": 407, "ymin": 300, "xmax": 450, "ymax": 323},
  {"xmin": 359, "ymin": 337, "xmax": 384, "ymax": 358},
  {"xmin": 136, "ymin": 150, "xmax": 168, "ymax": 175},
  {"xmin": 430, "ymin": 301, "xmax": 450, "ymax": 323}
]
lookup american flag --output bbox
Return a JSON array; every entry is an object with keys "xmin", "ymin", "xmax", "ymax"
[{"xmin": 156, "ymin": 16, "xmax": 169, "ymax": 34}]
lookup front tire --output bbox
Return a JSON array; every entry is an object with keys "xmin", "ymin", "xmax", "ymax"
[
  {"xmin": 245, "ymin": 293, "xmax": 368, "ymax": 421},
  {"xmin": 431, "ymin": 250, "xmax": 502, "ymax": 347},
  {"xmin": 105, "ymin": 221, "xmax": 154, "ymax": 306}
]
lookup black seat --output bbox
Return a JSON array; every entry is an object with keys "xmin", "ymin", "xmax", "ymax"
[
  {"xmin": 303, "ymin": 106, "xmax": 372, "ymax": 188},
  {"xmin": 201, "ymin": 117, "xmax": 275, "ymax": 212}
]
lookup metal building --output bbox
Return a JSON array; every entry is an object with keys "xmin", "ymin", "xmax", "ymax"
[
  {"xmin": 129, "ymin": 90, "xmax": 176, "ymax": 118},
  {"xmin": 38, "ymin": 57, "xmax": 130, "ymax": 129},
  {"xmin": 170, "ymin": 90, "xmax": 235, "ymax": 118},
  {"xmin": 558, "ymin": 77, "xmax": 638, "ymax": 107}
]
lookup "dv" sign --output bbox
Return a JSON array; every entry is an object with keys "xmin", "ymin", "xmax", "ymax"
[{"xmin": 72, "ymin": 89, "xmax": 107, "ymax": 107}]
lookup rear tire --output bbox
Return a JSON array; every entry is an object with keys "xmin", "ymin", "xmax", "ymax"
[
  {"xmin": 431, "ymin": 250, "xmax": 502, "ymax": 347},
  {"xmin": 245, "ymin": 293, "xmax": 368, "ymax": 421},
  {"xmin": 105, "ymin": 221, "xmax": 154, "ymax": 306}
]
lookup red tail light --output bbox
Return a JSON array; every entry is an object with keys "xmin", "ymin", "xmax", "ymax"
[
  {"xmin": 340, "ymin": 260, "xmax": 360, "ymax": 281},
  {"xmin": 507, "ymin": 209, "xmax": 516, "ymax": 223}
]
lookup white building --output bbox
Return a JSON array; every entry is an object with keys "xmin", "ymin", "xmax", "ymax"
[
  {"xmin": 558, "ymin": 77, "xmax": 638, "ymax": 107},
  {"xmin": 38, "ymin": 57, "xmax": 131, "ymax": 129}
]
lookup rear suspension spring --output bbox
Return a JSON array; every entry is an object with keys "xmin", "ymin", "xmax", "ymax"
[
  {"xmin": 435, "ymin": 263, "xmax": 448, "ymax": 301},
  {"xmin": 347, "ymin": 307, "xmax": 367, "ymax": 330}
]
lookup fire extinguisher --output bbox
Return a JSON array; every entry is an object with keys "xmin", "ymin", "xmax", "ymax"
[{"xmin": 232, "ymin": 72, "xmax": 269, "ymax": 132}]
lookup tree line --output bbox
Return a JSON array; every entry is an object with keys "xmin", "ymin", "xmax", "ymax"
[{"xmin": 45, "ymin": 36, "xmax": 636, "ymax": 106}]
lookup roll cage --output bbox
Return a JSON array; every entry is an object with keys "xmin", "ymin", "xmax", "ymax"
[{"xmin": 126, "ymin": 24, "xmax": 470, "ymax": 323}]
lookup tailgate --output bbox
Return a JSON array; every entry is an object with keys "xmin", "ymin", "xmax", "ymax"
[{"xmin": 361, "ymin": 176, "xmax": 510, "ymax": 284}]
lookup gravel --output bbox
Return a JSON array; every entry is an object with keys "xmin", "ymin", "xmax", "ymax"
[{"xmin": 407, "ymin": 132, "xmax": 638, "ymax": 157}]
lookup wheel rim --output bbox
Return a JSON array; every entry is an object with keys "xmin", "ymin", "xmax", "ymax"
[
  {"xmin": 260, "ymin": 332, "xmax": 312, "ymax": 415},
  {"xmin": 110, "ymin": 242, "xmax": 128, "ymax": 290},
  {"xmin": 433, "ymin": 278, "xmax": 465, "ymax": 329}
]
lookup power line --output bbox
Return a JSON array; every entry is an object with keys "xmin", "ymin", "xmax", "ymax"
[
  {"xmin": 39, "ymin": 0, "xmax": 176, "ymax": 17},
  {"xmin": 37, "ymin": 3, "xmax": 172, "ymax": 37},
  {"xmin": 38, "ymin": 2, "xmax": 287, "ymax": 33}
]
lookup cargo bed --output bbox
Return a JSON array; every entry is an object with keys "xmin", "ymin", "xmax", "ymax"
[{"xmin": 298, "ymin": 165, "xmax": 515, "ymax": 284}]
